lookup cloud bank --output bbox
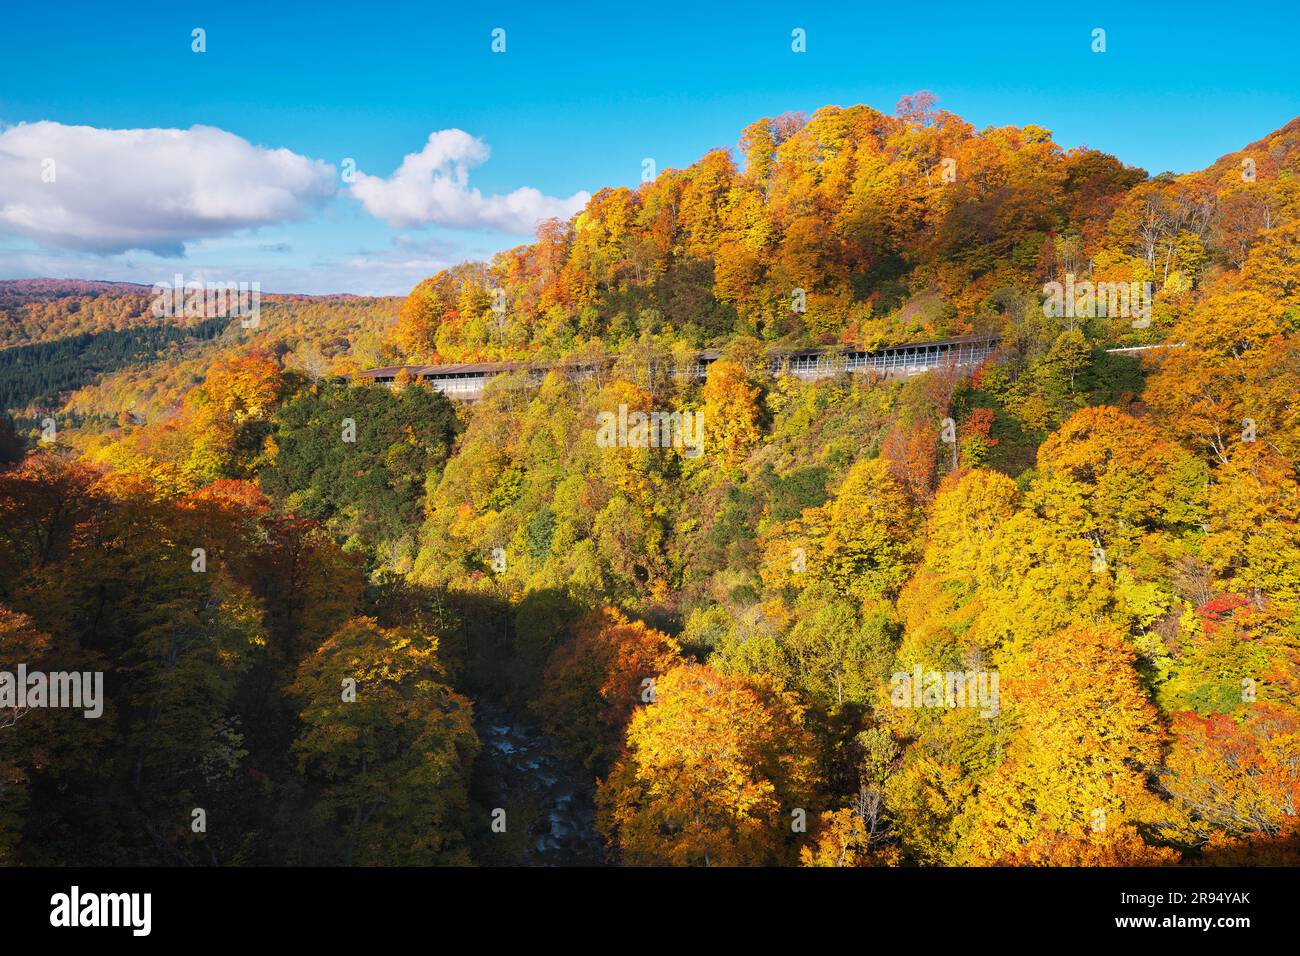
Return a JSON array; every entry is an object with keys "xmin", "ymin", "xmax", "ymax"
[
  {"xmin": 0, "ymin": 122, "xmax": 337, "ymax": 255},
  {"xmin": 349, "ymin": 129, "xmax": 589, "ymax": 234}
]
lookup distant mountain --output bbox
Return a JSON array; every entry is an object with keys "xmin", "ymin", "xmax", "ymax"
[
  {"xmin": 0, "ymin": 278, "xmax": 379, "ymax": 299},
  {"xmin": 0, "ymin": 278, "xmax": 155, "ymax": 296},
  {"xmin": 0, "ymin": 280, "xmax": 403, "ymax": 417}
]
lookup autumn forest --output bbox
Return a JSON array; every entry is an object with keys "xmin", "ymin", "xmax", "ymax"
[{"xmin": 2, "ymin": 95, "xmax": 1299, "ymax": 869}]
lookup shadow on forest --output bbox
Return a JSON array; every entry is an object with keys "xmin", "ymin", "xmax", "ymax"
[{"xmin": 376, "ymin": 583, "xmax": 604, "ymax": 866}]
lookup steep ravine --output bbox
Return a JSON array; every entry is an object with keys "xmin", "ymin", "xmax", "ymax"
[{"xmin": 469, "ymin": 699, "xmax": 604, "ymax": 866}]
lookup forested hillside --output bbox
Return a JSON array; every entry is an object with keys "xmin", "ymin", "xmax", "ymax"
[
  {"xmin": 1, "ymin": 98, "xmax": 1297, "ymax": 866},
  {"xmin": 0, "ymin": 315, "xmax": 230, "ymax": 410},
  {"xmin": 0, "ymin": 283, "xmax": 400, "ymax": 424},
  {"xmin": 0, "ymin": 280, "xmax": 165, "ymax": 349},
  {"xmin": 388, "ymin": 98, "xmax": 1299, "ymax": 363}
]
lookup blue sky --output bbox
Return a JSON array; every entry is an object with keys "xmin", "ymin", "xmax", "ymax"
[{"xmin": 1, "ymin": 0, "xmax": 1297, "ymax": 294}]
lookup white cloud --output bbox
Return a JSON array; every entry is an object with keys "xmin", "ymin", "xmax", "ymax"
[
  {"xmin": 0, "ymin": 122, "xmax": 337, "ymax": 255},
  {"xmin": 349, "ymin": 129, "xmax": 589, "ymax": 234}
]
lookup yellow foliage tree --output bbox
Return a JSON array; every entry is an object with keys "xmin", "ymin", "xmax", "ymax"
[
  {"xmin": 701, "ymin": 359, "xmax": 762, "ymax": 469},
  {"xmin": 963, "ymin": 624, "xmax": 1172, "ymax": 865},
  {"xmin": 597, "ymin": 663, "xmax": 817, "ymax": 866}
]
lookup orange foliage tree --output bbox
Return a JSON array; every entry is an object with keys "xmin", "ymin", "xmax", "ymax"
[{"xmin": 537, "ymin": 607, "xmax": 681, "ymax": 773}]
